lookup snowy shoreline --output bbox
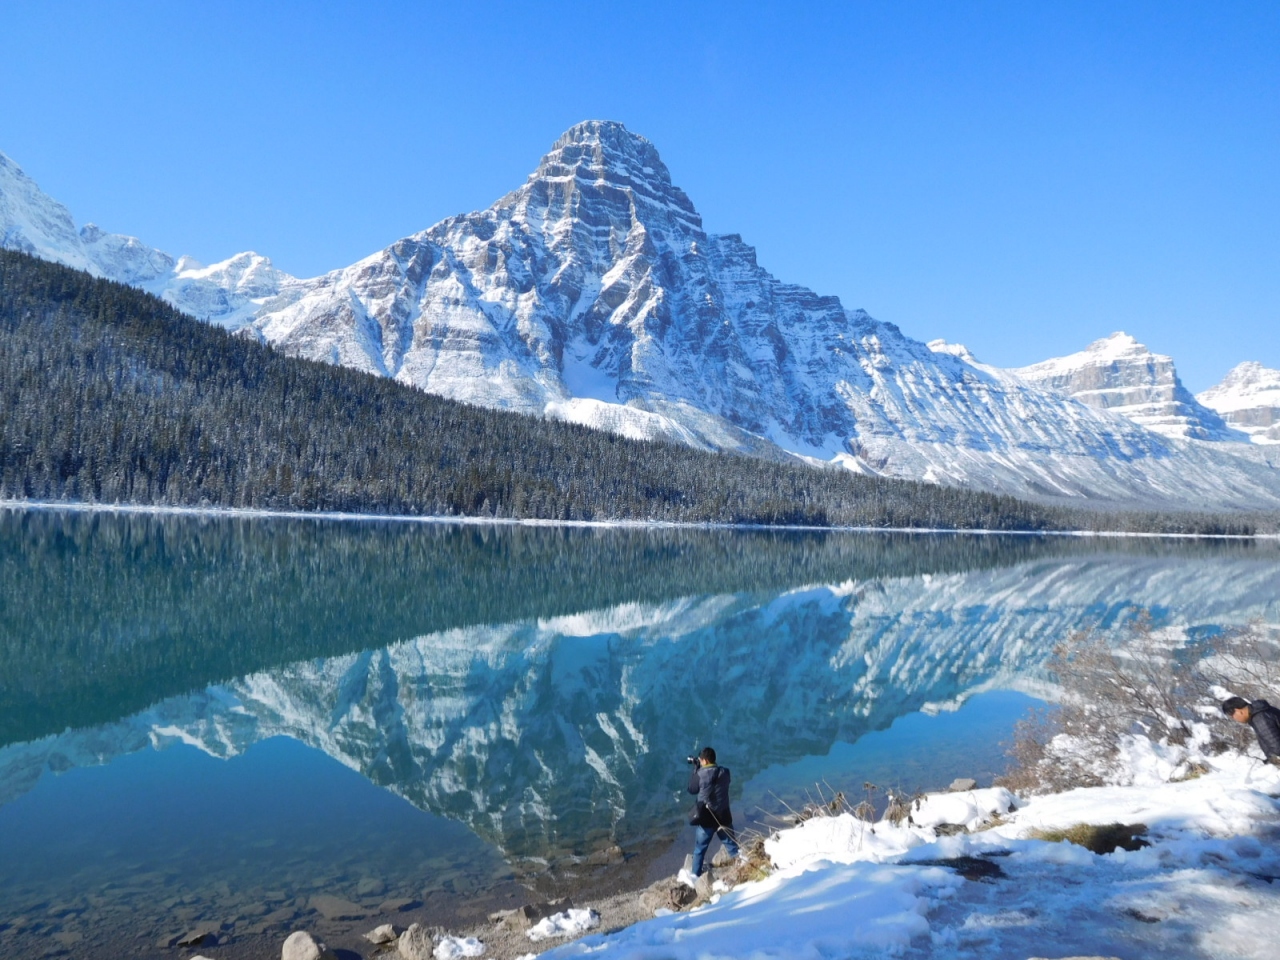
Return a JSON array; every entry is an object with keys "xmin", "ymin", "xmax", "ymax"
[
  {"xmin": 328, "ymin": 730, "xmax": 1280, "ymax": 960},
  {"xmin": 152, "ymin": 738, "xmax": 1280, "ymax": 960},
  {"xmin": 2, "ymin": 498, "xmax": 1276, "ymax": 541},
  {"xmin": 527, "ymin": 736, "xmax": 1280, "ymax": 960}
]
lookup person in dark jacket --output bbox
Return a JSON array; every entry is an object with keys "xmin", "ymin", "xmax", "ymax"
[
  {"xmin": 688, "ymin": 746, "xmax": 740, "ymax": 877},
  {"xmin": 1222, "ymin": 697, "xmax": 1280, "ymax": 763}
]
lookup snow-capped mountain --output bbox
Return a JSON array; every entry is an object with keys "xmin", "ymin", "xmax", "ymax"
[
  {"xmin": 6, "ymin": 129, "xmax": 1280, "ymax": 509},
  {"xmin": 232, "ymin": 121, "xmax": 1280, "ymax": 509},
  {"xmin": 2, "ymin": 151, "xmax": 104, "ymax": 275},
  {"xmin": 1011, "ymin": 333, "xmax": 1239, "ymax": 442},
  {"xmin": 0, "ymin": 150, "xmax": 298, "ymax": 327},
  {"xmin": 3, "ymin": 550, "xmax": 1277, "ymax": 864},
  {"xmin": 1198, "ymin": 362, "xmax": 1280, "ymax": 445}
]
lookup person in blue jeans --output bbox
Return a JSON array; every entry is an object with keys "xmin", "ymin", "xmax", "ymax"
[{"xmin": 687, "ymin": 746, "xmax": 740, "ymax": 876}]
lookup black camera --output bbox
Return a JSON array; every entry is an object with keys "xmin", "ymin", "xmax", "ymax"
[{"xmin": 686, "ymin": 755, "xmax": 699, "ymax": 766}]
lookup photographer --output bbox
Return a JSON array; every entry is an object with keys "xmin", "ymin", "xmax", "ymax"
[
  {"xmin": 687, "ymin": 746, "xmax": 740, "ymax": 877},
  {"xmin": 1222, "ymin": 696, "xmax": 1280, "ymax": 764}
]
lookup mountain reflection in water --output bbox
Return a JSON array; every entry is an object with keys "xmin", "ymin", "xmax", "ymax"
[{"xmin": 2, "ymin": 510, "xmax": 1278, "ymax": 872}]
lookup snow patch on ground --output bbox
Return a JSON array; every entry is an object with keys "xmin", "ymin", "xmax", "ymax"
[
  {"xmin": 433, "ymin": 935, "xmax": 485, "ymax": 959},
  {"xmin": 542, "ymin": 738, "xmax": 1280, "ymax": 959},
  {"xmin": 527, "ymin": 908, "xmax": 601, "ymax": 942}
]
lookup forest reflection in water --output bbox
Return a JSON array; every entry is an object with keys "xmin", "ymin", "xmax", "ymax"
[{"xmin": 1, "ymin": 508, "xmax": 1278, "ymax": 957}]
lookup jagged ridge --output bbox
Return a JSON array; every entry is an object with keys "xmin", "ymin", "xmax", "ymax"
[
  {"xmin": 1199, "ymin": 361, "xmax": 1280, "ymax": 445},
  {"xmin": 0, "ymin": 150, "xmax": 298, "ymax": 327},
  {"xmin": 1013, "ymin": 332, "xmax": 1240, "ymax": 442},
  {"xmin": 5, "ymin": 127, "xmax": 1280, "ymax": 508}
]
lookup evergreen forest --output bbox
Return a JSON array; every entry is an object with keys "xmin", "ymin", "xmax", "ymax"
[{"xmin": 0, "ymin": 250, "xmax": 1263, "ymax": 536}]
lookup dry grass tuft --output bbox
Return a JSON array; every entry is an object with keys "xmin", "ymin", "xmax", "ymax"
[
  {"xmin": 720, "ymin": 836, "xmax": 773, "ymax": 885},
  {"xmin": 1027, "ymin": 822, "xmax": 1149, "ymax": 855}
]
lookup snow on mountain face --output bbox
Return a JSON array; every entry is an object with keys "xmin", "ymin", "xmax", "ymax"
[
  {"xmin": 163, "ymin": 251, "xmax": 301, "ymax": 328},
  {"xmin": 7, "ymin": 135, "xmax": 1280, "ymax": 508},
  {"xmin": 1198, "ymin": 362, "xmax": 1280, "ymax": 445},
  {"xmin": 0, "ymin": 152, "xmax": 98, "ymax": 274},
  {"xmin": 245, "ymin": 122, "xmax": 1280, "ymax": 508},
  {"xmin": 0, "ymin": 150, "xmax": 298, "ymax": 328},
  {"xmin": 1012, "ymin": 333, "xmax": 1239, "ymax": 442}
]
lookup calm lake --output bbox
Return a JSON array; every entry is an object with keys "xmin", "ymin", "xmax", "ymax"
[{"xmin": 1, "ymin": 509, "xmax": 1278, "ymax": 958}]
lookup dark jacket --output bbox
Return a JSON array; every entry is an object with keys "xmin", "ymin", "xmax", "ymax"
[
  {"xmin": 1249, "ymin": 699, "xmax": 1280, "ymax": 760},
  {"xmin": 688, "ymin": 763, "xmax": 732, "ymax": 828}
]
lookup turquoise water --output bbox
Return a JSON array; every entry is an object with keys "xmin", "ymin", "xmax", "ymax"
[{"xmin": 1, "ymin": 509, "xmax": 1277, "ymax": 958}]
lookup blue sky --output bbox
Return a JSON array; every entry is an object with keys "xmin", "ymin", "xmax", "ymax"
[{"xmin": 1, "ymin": 1, "xmax": 1276, "ymax": 391}]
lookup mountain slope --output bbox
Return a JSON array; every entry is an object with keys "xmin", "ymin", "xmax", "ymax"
[
  {"xmin": 242, "ymin": 122, "xmax": 1280, "ymax": 509},
  {"xmin": 1012, "ymin": 332, "xmax": 1239, "ymax": 442},
  {"xmin": 1198, "ymin": 362, "xmax": 1280, "ymax": 444},
  {"xmin": 10, "ymin": 250, "xmax": 1152, "ymax": 536},
  {"xmin": 6, "ymin": 131, "xmax": 1280, "ymax": 509},
  {"xmin": 0, "ymin": 152, "xmax": 99, "ymax": 274},
  {"xmin": 0, "ymin": 150, "xmax": 298, "ymax": 327}
]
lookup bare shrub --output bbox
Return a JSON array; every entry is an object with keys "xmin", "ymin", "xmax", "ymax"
[
  {"xmin": 884, "ymin": 794, "xmax": 913, "ymax": 826},
  {"xmin": 1193, "ymin": 619, "xmax": 1280, "ymax": 753},
  {"xmin": 999, "ymin": 612, "xmax": 1236, "ymax": 793},
  {"xmin": 775, "ymin": 781, "xmax": 854, "ymax": 825},
  {"xmin": 998, "ymin": 707, "xmax": 1061, "ymax": 793}
]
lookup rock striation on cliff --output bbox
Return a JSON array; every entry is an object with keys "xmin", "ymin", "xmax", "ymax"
[
  {"xmin": 1012, "ymin": 332, "xmax": 1239, "ymax": 442},
  {"xmin": 1198, "ymin": 361, "xmax": 1280, "ymax": 445},
  {"xmin": 5, "ymin": 125, "xmax": 1280, "ymax": 508}
]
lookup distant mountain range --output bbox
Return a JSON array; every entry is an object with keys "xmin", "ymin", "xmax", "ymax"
[{"xmin": 3, "ymin": 123, "xmax": 1279, "ymax": 510}]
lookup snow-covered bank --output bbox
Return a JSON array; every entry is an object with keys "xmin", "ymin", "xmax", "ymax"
[
  {"xmin": 540, "ymin": 740, "xmax": 1280, "ymax": 959},
  {"xmin": 1, "ymin": 499, "xmax": 1276, "ymax": 541}
]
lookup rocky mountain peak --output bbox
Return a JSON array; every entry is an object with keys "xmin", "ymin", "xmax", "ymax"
[
  {"xmin": 546, "ymin": 120, "xmax": 664, "ymax": 169},
  {"xmin": 927, "ymin": 339, "xmax": 980, "ymax": 364},
  {"xmin": 537, "ymin": 120, "xmax": 670, "ymax": 188},
  {"xmin": 0, "ymin": 148, "xmax": 296, "ymax": 326},
  {"xmin": 1198, "ymin": 361, "xmax": 1280, "ymax": 444},
  {"xmin": 1013, "ymin": 331, "xmax": 1238, "ymax": 442},
  {"xmin": 1206, "ymin": 361, "xmax": 1280, "ymax": 393},
  {"xmin": 515, "ymin": 120, "xmax": 702, "ymax": 234},
  {"xmin": 1088, "ymin": 331, "xmax": 1144, "ymax": 355}
]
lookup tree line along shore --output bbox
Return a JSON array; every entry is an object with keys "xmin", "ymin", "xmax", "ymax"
[{"xmin": 0, "ymin": 249, "xmax": 1269, "ymax": 536}]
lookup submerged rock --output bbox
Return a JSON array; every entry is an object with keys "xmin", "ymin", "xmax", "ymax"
[
  {"xmin": 176, "ymin": 926, "xmax": 219, "ymax": 947},
  {"xmin": 584, "ymin": 844, "xmax": 625, "ymax": 866},
  {"xmin": 309, "ymin": 894, "xmax": 367, "ymax": 920}
]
